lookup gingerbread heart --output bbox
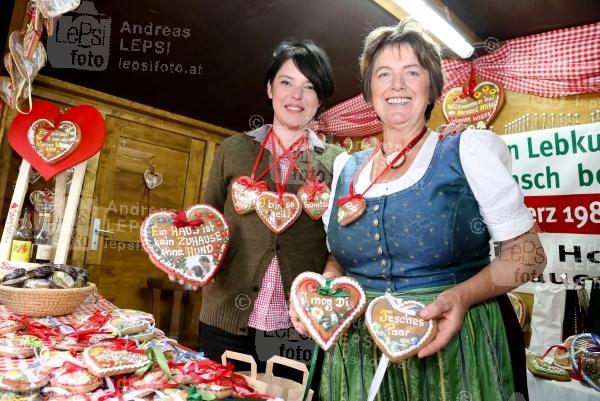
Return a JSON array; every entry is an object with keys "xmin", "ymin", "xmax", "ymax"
[
  {"xmin": 8, "ymin": 31, "xmax": 46, "ymax": 82},
  {"xmin": 507, "ymin": 292, "xmax": 527, "ymax": 328},
  {"xmin": 36, "ymin": 0, "xmax": 81, "ymax": 18},
  {"xmin": 365, "ymin": 295, "xmax": 436, "ymax": 362},
  {"xmin": 8, "ymin": 100, "xmax": 106, "ymax": 180},
  {"xmin": 114, "ymin": 309, "xmax": 155, "ymax": 324},
  {"xmin": 0, "ymin": 369, "xmax": 49, "ymax": 392},
  {"xmin": 83, "ymin": 345, "xmax": 150, "ymax": 377},
  {"xmin": 337, "ymin": 197, "xmax": 366, "ymax": 227},
  {"xmin": 231, "ymin": 176, "xmax": 263, "ymax": 214},
  {"xmin": 291, "ymin": 272, "xmax": 366, "ymax": 351},
  {"xmin": 255, "ymin": 191, "xmax": 301, "ymax": 234},
  {"xmin": 50, "ymin": 366, "xmax": 102, "ymax": 394},
  {"xmin": 28, "ymin": 118, "xmax": 81, "ymax": 164},
  {"xmin": 0, "ymin": 334, "xmax": 43, "ymax": 359},
  {"xmin": 0, "ymin": 320, "xmax": 22, "ymax": 335},
  {"xmin": 105, "ymin": 317, "xmax": 148, "ymax": 336},
  {"xmin": 29, "ymin": 190, "xmax": 54, "ymax": 212},
  {"xmin": 571, "ymin": 333, "xmax": 600, "ymax": 391},
  {"xmin": 442, "ymin": 81, "xmax": 504, "ymax": 125},
  {"xmin": 140, "ymin": 204, "xmax": 229, "ymax": 287},
  {"xmin": 297, "ymin": 184, "xmax": 330, "ymax": 221},
  {"xmin": 143, "ymin": 170, "xmax": 162, "ymax": 189}
]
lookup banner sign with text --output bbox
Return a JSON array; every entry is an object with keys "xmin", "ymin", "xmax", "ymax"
[{"xmin": 500, "ymin": 123, "xmax": 599, "ymax": 285}]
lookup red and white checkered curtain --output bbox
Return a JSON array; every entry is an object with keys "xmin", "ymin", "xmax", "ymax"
[
  {"xmin": 442, "ymin": 22, "xmax": 600, "ymax": 98},
  {"xmin": 315, "ymin": 22, "xmax": 600, "ymax": 137}
]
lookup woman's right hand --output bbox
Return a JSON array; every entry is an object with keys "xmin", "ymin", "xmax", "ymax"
[{"xmin": 289, "ymin": 270, "xmax": 339, "ymax": 337}]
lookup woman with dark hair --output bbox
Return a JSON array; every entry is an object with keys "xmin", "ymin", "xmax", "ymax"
[
  {"xmin": 199, "ymin": 39, "xmax": 343, "ymax": 372},
  {"xmin": 291, "ymin": 19, "xmax": 545, "ymax": 401}
]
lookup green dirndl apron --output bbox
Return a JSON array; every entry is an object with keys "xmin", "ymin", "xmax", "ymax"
[{"xmin": 319, "ymin": 286, "xmax": 517, "ymax": 401}]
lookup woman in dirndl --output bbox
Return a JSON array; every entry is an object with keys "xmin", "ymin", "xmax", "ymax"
[{"xmin": 291, "ymin": 18, "xmax": 546, "ymax": 401}]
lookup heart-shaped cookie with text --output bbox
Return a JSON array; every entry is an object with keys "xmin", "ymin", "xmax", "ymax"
[
  {"xmin": 231, "ymin": 176, "xmax": 264, "ymax": 214},
  {"xmin": 291, "ymin": 272, "xmax": 366, "ymax": 351},
  {"xmin": 297, "ymin": 183, "xmax": 330, "ymax": 220},
  {"xmin": 140, "ymin": 205, "xmax": 229, "ymax": 287},
  {"xmin": 8, "ymin": 100, "xmax": 105, "ymax": 180},
  {"xmin": 366, "ymin": 295, "xmax": 436, "ymax": 362},
  {"xmin": 442, "ymin": 81, "xmax": 504, "ymax": 125},
  {"xmin": 28, "ymin": 118, "xmax": 81, "ymax": 164},
  {"xmin": 105, "ymin": 317, "xmax": 149, "ymax": 336},
  {"xmin": 571, "ymin": 333, "xmax": 600, "ymax": 391},
  {"xmin": 255, "ymin": 191, "xmax": 301, "ymax": 234},
  {"xmin": 83, "ymin": 345, "xmax": 150, "ymax": 377},
  {"xmin": 337, "ymin": 197, "xmax": 366, "ymax": 227}
]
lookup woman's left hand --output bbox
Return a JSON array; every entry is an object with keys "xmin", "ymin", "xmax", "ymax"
[{"xmin": 416, "ymin": 289, "xmax": 469, "ymax": 358}]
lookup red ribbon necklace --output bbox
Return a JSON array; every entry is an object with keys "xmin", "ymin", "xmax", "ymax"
[{"xmin": 336, "ymin": 126, "xmax": 428, "ymax": 226}]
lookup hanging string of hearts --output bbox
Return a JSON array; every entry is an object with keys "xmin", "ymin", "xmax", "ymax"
[{"xmin": 0, "ymin": 1, "xmax": 81, "ymax": 113}]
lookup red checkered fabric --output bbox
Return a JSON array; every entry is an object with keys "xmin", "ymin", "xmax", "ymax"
[
  {"xmin": 443, "ymin": 22, "xmax": 600, "ymax": 97},
  {"xmin": 313, "ymin": 23, "xmax": 600, "ymax": 137}
]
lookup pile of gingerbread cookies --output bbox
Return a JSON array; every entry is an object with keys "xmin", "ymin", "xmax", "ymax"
[
  {"xmin": 0, "ymin": 309, "xmax": 267, "ymax": 401},
  {"xmin": 0, "ymin": 265, "xmax": 89, "ymax": 289},
  {"xmin": 526, "ymin": 333, "xmax": 600, "ymax": 392}
]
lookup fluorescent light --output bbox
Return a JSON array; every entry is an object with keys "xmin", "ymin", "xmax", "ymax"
[{"xmin": 392, "ymin": 0, "xmax": 474, "ymax": 58}]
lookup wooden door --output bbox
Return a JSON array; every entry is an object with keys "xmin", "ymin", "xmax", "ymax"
[{"xmin": 85, "ymin": 116, "xmax": 209, "ymax": 311}]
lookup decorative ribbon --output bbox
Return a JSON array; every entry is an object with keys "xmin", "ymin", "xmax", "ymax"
[
  {"xmin": 132, "ymin": 346, "xmax": 173, "ymax": 380},
  {"xmin": 77, "ymin": 310, "xmax": 113, "ymax": 330},
  {"xmin": 335, "ymin": 189, "xmax": 363, "ymax": 207},
  {"xmin": 304, "ymin": 179, "xmax": 328, "ymax": 202},
  {"xmin": 10, "ymin": 315, "xmax": 60, "ymax": 340},
  {"xmin": 384, "ymin": 293, "xmax": 418, "ymax": 317},
  {"xmin": 173, "ymin": 211, "xmax": 204, "ymax": 228},
  {"xmin": 367, "ymin": 354, "xmax": 390, "ymax": 401},
  {"xmin": 185, "ymin": 386, "xmax": 216, "ymax": 401},
  {"xmin": 317, "ymin": 278, "xmax": 349, "ymax": 298},
  {"xmin": 302, "ymin": 344, "xmax": 320, "ymax": 401},
  {"xmin": 461, "ymin": 65, "xmax": 477, "ymax": 98},
  {"xmin": 237, "ymin": 176, "xmax": 268, "ymax": 191}
]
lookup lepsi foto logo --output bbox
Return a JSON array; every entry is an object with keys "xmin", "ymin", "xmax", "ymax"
[{"xmin": 47, "ymin": 1, "xmax": 111, "ymax": 71}]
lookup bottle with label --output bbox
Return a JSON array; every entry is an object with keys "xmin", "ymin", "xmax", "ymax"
[
  {"xmin": 32, "ymin": 208, "xmax": 53, "ymax": 264},
  {"xmin": 9, "ymin": 208, "xmax": 33, "ymax": 262}
]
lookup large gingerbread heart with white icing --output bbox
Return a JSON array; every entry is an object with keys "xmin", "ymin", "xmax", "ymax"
[
  {"xmin": 255, "ymin": 191, "xmax": 302, "ymax": 234},
  {"xmin": 105, "ymin": 317, "xmax": 149, "ymax": 336},
  {"xmin": 83, "ymin": 345, "xmax": 150, "ymax": 377},
  {"xmin": 366, "ymin": 296, "xmax": 436, "ymax": 362},
  {"xmin": 140, "ymin": 205, "xmax": 229, "ymax": 287},
  {"xmin": 442, "ymin": 81, "xmax": 504, "ymax": 125},
  {"xmin": 291, "ymin": 272, "xmax": 366, "ymax": 351}
]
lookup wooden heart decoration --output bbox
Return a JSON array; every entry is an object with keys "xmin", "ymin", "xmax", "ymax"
[
  {"xmin": 366, "ymin": 295, "xmax": 436, "ymax": 362},
  {"xmin": 140, "ymin": 204, "xmax": 229, "ymax": 287},
  {"xmin": 337, "ymin": 197, "xmax": 366, "ymax": 227},
  {"xmin": 291, "ymin": 272, "xmax": 366, "ymax": 351},
  {"xmin": 29, "ymin": 190, "xmax": 54, "ymax": 212},
  {"xmin": 231, "ymin": 176, "xmax": 263, "ymax": 214},
  {"xmin": 28, "ymin": 118, "xmax": 81, "ymax": 164},
  {"xmin": 297, "ymin": 184, "xmax": 330, "ymax": 220},
  {"xmin": 83, "ymin": 345, "xmax": 150, "ymax": 377},
  {"xmin": 442, "ymin": 81, "xmax": 504, "ymax": 125},
  {"xmin": 143, "ymin": 170, "xmax": 162, "ymax": 189},
  {"xmin": 8, "ymin": 100, "xmax": 106, "ymax": 180},
  {"xmin": 255, "ymin": 192, "xmax": 301, "ymax": 234}
]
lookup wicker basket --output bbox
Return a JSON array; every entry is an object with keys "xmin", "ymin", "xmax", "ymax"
[{"xmin": 0, "ymin": 283, "xmax": 98, "ymax": 317}]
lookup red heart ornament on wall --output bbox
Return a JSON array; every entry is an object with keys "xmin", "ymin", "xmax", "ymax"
[{"xmin": 8, "ymin": 100, "xmax": 105, "ymax": 180}]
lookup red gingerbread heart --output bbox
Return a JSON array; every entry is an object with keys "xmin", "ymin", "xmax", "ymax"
[
  {"xmin": 291, "ymin": 272, "xmax": 366, "ymax": 351},
  {"xmin": 140, "ymin": 205, "xmax": 229, "ymax": 287},
  {"xmin": 8, "ymin": 100, "xmax": 105, "ymax": 180}
]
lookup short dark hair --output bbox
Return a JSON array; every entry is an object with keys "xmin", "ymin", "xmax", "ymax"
[
  {"xmin": 265, "ymin": 40, "xmax": 335, "ymax": 116},
  {"xmin": 359, "ymin": 18, "xmax": 443, "ymax": 121},
  {"xmin": 199, "ymin": 256, "xmax": 210, "ymax": 263}
]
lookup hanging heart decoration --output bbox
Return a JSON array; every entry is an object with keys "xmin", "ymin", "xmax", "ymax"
[
  {"xmin": 254, "ymin": 192, "xmax": 302, "ymax": 234},
  {"xmin": 297, "ymin": 182, "xmax": 330, "ymax": 220},
  {"xmin": 8, "ymin": 100, "xmax": 106, "ymax": 180},
  {"xmin": 29, "ymin": 190, "xmax": 54, "ymax": 212},
  {"xmin": 291, "ymin": 272, "xmax": 366, "ymax": 351},
  {"xmin": 230, "ymin": 176, "xmax": 265, "ymax": 214},
  {"xmin": 143, "ymin": 169, "xmax": 163, "ymax": 190},
  {"xmin": 28, "ymin": 118, "xmax": 81, "ymax": 164},
  {"xmin": 140, "ymin": 204, "xmax": 229, "ymax": 287},
  {"xmin": 365, "ymin": 295, "xmax": 436, "ymax": 362},
  {"xmin": 83, "ymin": 345, "xmax": 150, "ymax": 377},
  {"xmin": 337, "ymin": 196, "xmax": 366, "ymax": 227},
  {"xmin": 36, "ymin": 0, "xmax": 82, "ymax": 18},
  {"xmin": 442, "ymin": 81, "xmax": 504, "ymax": 125}
]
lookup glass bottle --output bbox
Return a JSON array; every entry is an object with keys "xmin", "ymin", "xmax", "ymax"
[
  {"xmin": 9, "ymin": 208, "xmax": 33, "ymax": 262},
  {"xmin": 32, "ymin": 207, "xmax": 53, "ymax": 263}
]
